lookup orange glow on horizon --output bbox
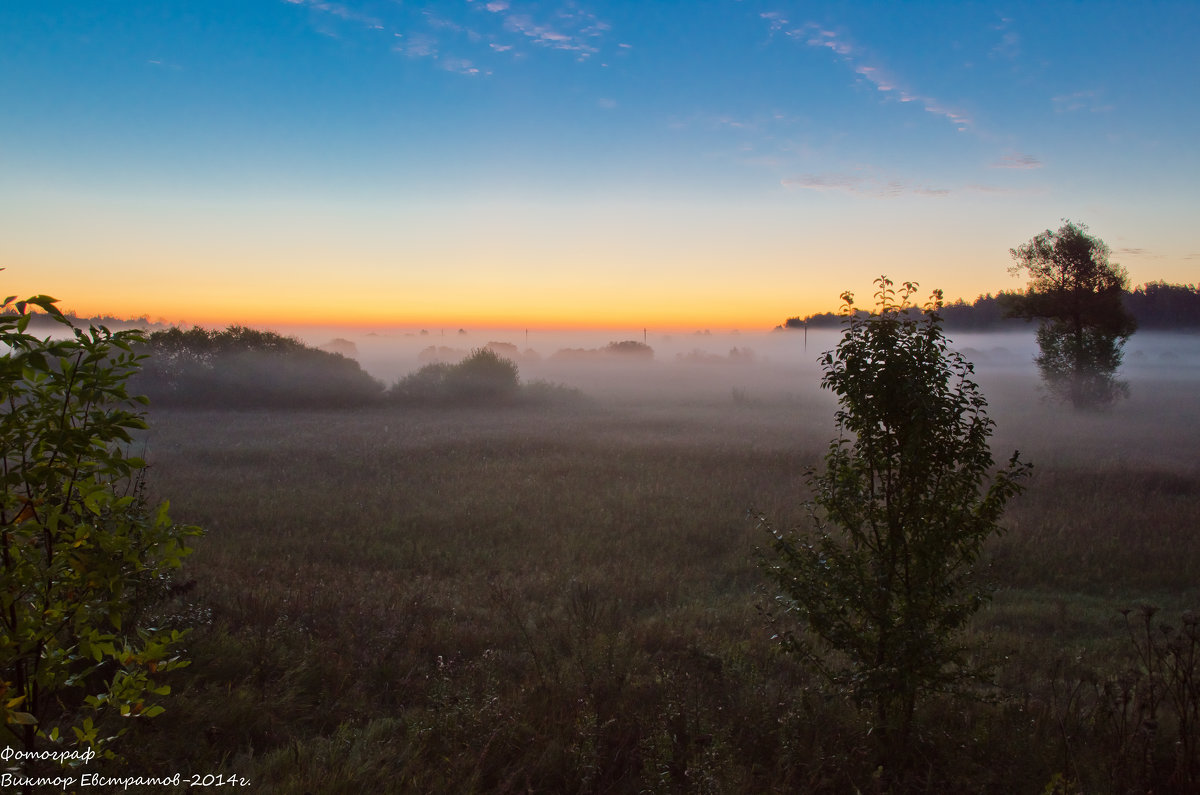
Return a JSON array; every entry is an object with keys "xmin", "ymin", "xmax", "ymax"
[
  {"xmin": 27, "ymin": 285, "xmax": 996, "ymax": 334},
  {"xmin": 9, "ymin": 250, "xmax": 1024, "ymax": 335},
  {"xmin": 43, "ymin": 297, "xmax": 832, "ymax": 334}
]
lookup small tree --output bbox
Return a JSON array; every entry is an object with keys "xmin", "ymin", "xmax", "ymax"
[
  {"xmin": 1, "ymin": 294, "xmax": 200, "ymax": 765},
  {"xmin": 1005, "ymin": 220, "xmax": 1136, "ymax": 409},
  {"xmin": 761, "ymin": 277, "xmax": 1029, "ymax": 778},
  {"xmin": 390, "ymin": 348, "xmax": 520, "ymax": 404},
  {"xmin": 444, "ymin": 348, "xmax": 520, "ymax": 401}
]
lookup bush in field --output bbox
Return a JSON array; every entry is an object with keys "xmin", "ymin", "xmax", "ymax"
[
  {"xmin": 390, "ymin": 362, "xmax": 454, "ymax": 403},
  {"xmin": 447, "ymin": 347, "xmax": 520, "ymax": 400},
  {"xmin": 603, "ymin": 340, "xmax": 654, "ymax": 359},
  {"xmin": 132, "ymin": 325, "xmax": 383, "ymax": 408},
  {"xmin": 759, "ymin": 277, "xmax": 1029, "ymax": 783},
  {"xmin": 390, "ymin": 348, "xmax": 520, "ymax": 404},
  {"xmin": 1, "ymin": 294, "xmax": 200, "ymax": 765}
]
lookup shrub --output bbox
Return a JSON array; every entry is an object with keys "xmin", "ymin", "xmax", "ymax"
[
  {"xmin": 0, "ymin": 294, "xmax": 200, "ymax": 765},
  {"xmin": 389, "ymin": 362, "xmax": 454, "ymax": 403},
  {"xmin": 390, "ymin": 348, "xmax": 519, "ymax": 405},
  {"xmin": 445, "ymin": 348, "xmax": 520, "ymax": 400},
  {"xmin": 603, "ymin": 340, "xmax": 654, "ymax": 359}
]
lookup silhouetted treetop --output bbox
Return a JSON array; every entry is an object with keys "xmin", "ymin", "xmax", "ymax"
[
  {"xmin": 780, "ymin": 283, "xmax": 1200, "ymax": 332},
  {"xmin": 781, "ymin": 293, "xmax": 1027, "ymax": 332},
  {"xmin": 132, "ymin": 325, "xmax": 383, "ymax": 408},
  {"xmin": 1006, "ymin": 221, "xmax": 1136, "ymax": 411},
  {"xmin": 550, "ymin": 341, "xmax": 655, "ymax": 361},
  {"xmin": 1003, "ymin": 220, "xmax": 1136, "ymax": 339},
  {"xmin": 603, "ymin": 340, "xmax": 654, "ymax": 358}
]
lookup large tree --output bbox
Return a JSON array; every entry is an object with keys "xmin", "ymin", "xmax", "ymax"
[{"xmin": 1005, "ymin": 221, "xmax": 1136, "ymax": 409}]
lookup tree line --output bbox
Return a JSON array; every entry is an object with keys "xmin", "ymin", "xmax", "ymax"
[
  {"xmin": 129, "ymin": 326, "xmax": 584, "ymax": 409},
  {"xmin": 783, "ymin": 280, "xmax": 1200, "ymax": 331}
]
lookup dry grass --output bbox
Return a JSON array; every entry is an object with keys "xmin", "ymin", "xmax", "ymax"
[{"xmin": 103, "ymin": 367, "xmax": 1200, "ymax": 793}]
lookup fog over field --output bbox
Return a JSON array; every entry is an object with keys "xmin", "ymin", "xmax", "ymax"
[
  {"xmin": 269, "ymin": 325, "xmax": 1200, "ymax": 472},
  {"xmin": 14, "ymin": 315, "xmax": 1197, "ymax": 791},
  {"xmin": 284, "ymin": 323, "xmax": 1200, "ymax": 395}
]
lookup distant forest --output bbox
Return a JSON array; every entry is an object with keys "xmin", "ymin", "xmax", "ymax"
[
  {"xmin": 780, "ymin": 281, "xmax": 1200, "ymax": 331},
  {"xmin": 10, "ymin": 310, "xmax": 163, "ymax": 331}
]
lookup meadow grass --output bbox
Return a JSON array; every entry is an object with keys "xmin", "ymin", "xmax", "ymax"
[{"xmin": 112, "ymin": 371, "xmax": 1200, "ymax": 793}]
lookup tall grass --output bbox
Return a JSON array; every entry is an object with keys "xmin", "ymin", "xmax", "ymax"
[{"xmin": 107, "ymin": 375, "xmax": 1200, "ymax": 793}]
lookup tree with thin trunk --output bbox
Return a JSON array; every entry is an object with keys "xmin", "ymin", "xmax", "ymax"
[{"xmin": 761, "ymin": 277, "xmax": 1029, "ymax": 787}]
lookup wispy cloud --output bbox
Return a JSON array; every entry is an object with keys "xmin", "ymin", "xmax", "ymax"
[
  {"xmin": 669, "ymin": 109, "xmax": 805, "ymax": 136},
  {"xmin": 1115, "ymin": 247, "xmax": 1166, "ymax": 259},
  {"xmin": 854, "ymin": 65, "xmax": 894, "ymax": 92},
  {"xmin": 990, "ymin": 17, "xmax": 1020, "ymax": 59},
  {"xmin": 801, "ymin": 25, "xmax": 853, "ymax": 56},
  {"xmin": 782, "ymin": 172, "xmax": 1041, "ymax": 198},
  {"xmin": 781, "ymin": 172, "xmax": 948, "ymax": 199},
  {"xmin": 714, "ymin": 114, "xmax": 755, "ymax": 130},
  {"xmin": 502, "ymin": 7, "xmax": 608, "ymax": 59},
  {"xmin": 441, "ymin": 57, "xmax": 482, "ymax": 76},
  {"xmin": 1053, "ymin": 89, "xmax": 1114, "ymax": 113},
  {"xmin": 285, "ymin": 1, "xmax": 612, "ymax": 76},
  {"xmin": 284, "ymin": 0, "xmax": 382, "ymax": 30},
  {"xmin": 425, "ymin": 12, "xmax": 465, "ymax": 34},
  {"xmin": 395, "ymin": 34, "xmax": 438, "ymax": 59},
  {"xmin": 962, "ymin": 183, "xmax": 1041, "ymax": 196},
  {"xmin": 991, "ymin": 152, "xmax": 1042, "ymax": 170},
  {"xmin": 760, "ymin": 11, "xmax": 788, "ymax": 36},
  {"xmin": 761, "ymin": 15, "xmax": 973, "ymax": 133}
]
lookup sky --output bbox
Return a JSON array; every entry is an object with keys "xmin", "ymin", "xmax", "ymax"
[{"xmin": 2, "ymin": 1, "xmax": 1198, "ymax": 331}]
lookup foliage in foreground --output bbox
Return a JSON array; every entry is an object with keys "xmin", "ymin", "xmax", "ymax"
[
  {"xmin": 761, "ymin": 278, "xmax": 1030, "ymax": 783},
  {"xmin": 0, "ymin": 295, "xmax": 200, "ymax": 768}
]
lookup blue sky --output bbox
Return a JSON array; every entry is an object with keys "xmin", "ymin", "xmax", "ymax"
[{"xmin": 2, "ymin": 1, "xmax": 1197, "ymax": 328}]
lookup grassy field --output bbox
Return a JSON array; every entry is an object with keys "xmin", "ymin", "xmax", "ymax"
[{"xmin": 105, "ymin": 360, "xmax": 1200, "ymax": 793}]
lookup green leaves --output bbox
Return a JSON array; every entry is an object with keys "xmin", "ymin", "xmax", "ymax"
[
  {"xmin": 1, "ymin": 296, "xmax": 201, "ymax": 760},
  {"xmin": 762, "ymin": 276, "xmax": 1030, "ymax": 774}
]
